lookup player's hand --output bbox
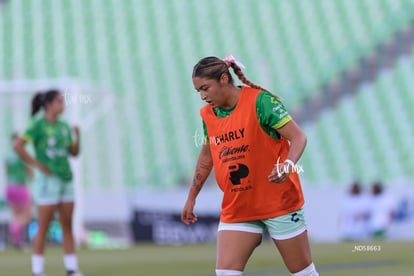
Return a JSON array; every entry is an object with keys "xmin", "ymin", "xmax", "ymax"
[
  {"xmin": 36, "ymin": 160, "xmax": 52, "ymax": 175},
  {"xmin": 72, "ymin": 126, "xmax": 80, "ymax": 137},
  {"xmin": 181, "ymin": 199, "xmax": 198, "ymax": 225},
  {"xmin": 268, "ymin": 162, "xmax": 291, "ymax": 183}
]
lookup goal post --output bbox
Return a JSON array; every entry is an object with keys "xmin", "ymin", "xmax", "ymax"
[{"xmin": 0, "ymin": 78, "xmax": 114, "ymax": 246}]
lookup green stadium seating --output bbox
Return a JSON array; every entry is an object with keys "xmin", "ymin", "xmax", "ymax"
[
  {"xmin": 0, "ymin": 0, "xmax": 413, "ymax": 188},
  {"xmin": 301, "ymin": 54, "xmax": 414, "ymax": 185}
]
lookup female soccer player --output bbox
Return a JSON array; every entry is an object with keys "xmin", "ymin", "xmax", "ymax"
[
  {"xmin": 14, "ymin": 90, "xmax": 82, "ymax": 276},
  {"xmin": 181, "ymin": 55, "xmax": 319, "ymax": 276},
  {"xmin": 4, "ymin": 132, "xmax": 32, "ymax": 248}
]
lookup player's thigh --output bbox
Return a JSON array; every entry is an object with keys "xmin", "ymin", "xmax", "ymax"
[
  {"xmin": 216, "ymin": 222, "xmax": 263, "ymax": 270},
  {"xmin": 61, "ymin": 179, "xmax": 75, "ymax": 203},
  {"xmin": 36, "ymin": 204, "xmax": 57, "ymax": 233},
  {"xmin": 58, "ymin": 179, "xmax": 75, "ymax": 229},
  {"xmin": 264, "ymin": 208, "xmax": 312, "ymax": 273},
  {"xmin": 273, "ymin": 230, "xmax": 312, "ymax": 273}
]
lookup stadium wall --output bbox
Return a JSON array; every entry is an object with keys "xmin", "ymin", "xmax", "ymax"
[{"xmin": 126, "ymin": 183, "xmax": 414, "ymax": 243}]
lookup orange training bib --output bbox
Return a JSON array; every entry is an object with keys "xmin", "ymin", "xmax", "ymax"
[{"xmin": 200, "ymin": 86, "xmax": 304, "ymax": 223}]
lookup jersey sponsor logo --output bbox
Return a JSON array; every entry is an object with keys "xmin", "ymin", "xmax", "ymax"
[
  {"xmin": 222, "ymin": 154, "xmax": 246, "ymax": 164},
  {"xmin": 219, "ymin": 144, "xmax": 249, "ymax": 160},
  {"xmin": 270, "ymin": 97, "xmax": 279, "ymax": 105},
  {"xmin": 279, "ymin": 111, "xmax": 288, "ymax": 118},
  {"xmin": 45, "ymin": 136, "xmax": 68, "ymax": 159},
  {"xmin": 272, "ymin": 104, "xmax": 282, "ymax": 112},
  {"xmin": 228, "ymin": 163, "xmax": 249, "ymax": 185},
  {"xmin": 46, "ymin": 148, "xmax": 68, "ymax": 159},
  {"xmin": 48, "ymin": 137, "xmax": 56, "ymax": 147},
  {"xmin": 210, "ymin": 128, "xmax": 245, "ymax": 145},
  {"xmin": 231, "ymin": 185, "xmax": 253, "ymax": 192}
]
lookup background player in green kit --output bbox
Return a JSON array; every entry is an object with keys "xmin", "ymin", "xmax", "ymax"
[
  {"xmin": 14, "ymin": 90, "xmax": 82, "ymax": 276},
  {"xmin": 4, "ymin": 132, "xmax": 33, "ymax": 249}
]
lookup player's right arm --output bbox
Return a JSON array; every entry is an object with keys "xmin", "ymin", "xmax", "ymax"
[
  {"xmin": 181, "ymin": 143, "xmax": 213, "ymax": 225},
  {"xmin": 13, "ymin": 137, "xmax": 51, "ymax": 175},
  {"xmin": 14, "ymin": 121, "xmax": 51, "ymax": 175}
]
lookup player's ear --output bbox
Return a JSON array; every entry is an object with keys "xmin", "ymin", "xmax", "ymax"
[{"xmin": 220, "ymin": 73, "xmax": 229, "ymax": 85}]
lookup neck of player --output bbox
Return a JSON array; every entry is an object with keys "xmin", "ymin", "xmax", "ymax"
[
  {"xmin": 44, "ymin": 111, "xmax": 58, "ymax": 123},
  {"xmin": 221, "ymin": 86, "xmax": 241, "ymax": 110}
]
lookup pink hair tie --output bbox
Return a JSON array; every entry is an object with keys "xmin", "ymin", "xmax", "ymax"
[{"xmin": 223, "ymin": 54, "xmax": 246, "ymax": 69}]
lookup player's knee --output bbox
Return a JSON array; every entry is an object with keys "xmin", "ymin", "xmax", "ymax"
[
  {"xmin": 36, "ymin": 225, "xmax": 51, "ymax": 235},
  {"xmin": 291, "ymin": 262, "xmax": 319, "ymax": 276},
  {"xmin": 59, "ymin": 219, "xmax": 73, "ymax": 231},
  {"xmin": 215, "ymin": 269, "xmax": 243, "ymax": 276}
]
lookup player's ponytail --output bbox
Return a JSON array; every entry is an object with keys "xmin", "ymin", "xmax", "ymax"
[
  {"xmin": 229, "ymin": 62, "xmax": 270, "ymax": 93},
  {"xmin": 31, "ymin": 92, "xmax": 44, "ymax": 117},
  {"xmin": 193, "ymin": 54, "xmax": 281, "ymax": 99},
  {"xmin": 224, "ymin": 54, "xmax": 282, "ymax": 100},
  {"xmin": 31, "ymin": 89, "xmax": 60, "ymax": 117}
]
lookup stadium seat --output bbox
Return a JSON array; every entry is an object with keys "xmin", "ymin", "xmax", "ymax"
[{"xmin": 0, "ymin": 0, "xmax": 413, "ymax": 188}]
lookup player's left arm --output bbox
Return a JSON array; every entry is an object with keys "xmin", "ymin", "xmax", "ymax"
[
  {"xmin": 69, "ymin": 126, "xmax": 80, "ymax": 156},
  {"xmin": 257, "ymin": 92, "xmax": 307, "ymax": 164},
  {"xmin": 276, "ymin": 120, "xmax": 307, "ymax": 165},
  {"xmin": 269, "ymin": 120, "xmax": 307, "ymax": 183},
  {"xmin": 258, "ymin": 92, "xmax": 307, "ymax": 183}
]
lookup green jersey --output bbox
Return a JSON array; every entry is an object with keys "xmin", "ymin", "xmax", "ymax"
[
  {"xmin": 22, "ymin": 117, "xmax": 73, "ymax": 181},
  {"xmin": 203, "ymin": 90, "xmax": 292, "ymax": 141},
  {"xmin": 5, "ymin": 150, "xmax": 27, "ymax": 184}
]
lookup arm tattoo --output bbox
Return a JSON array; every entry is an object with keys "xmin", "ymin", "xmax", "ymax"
[
  {"xmin": 195, "ymin": 173, "xmax": 202, "ymax": 180},
  {"xmin": 192, "ymin": 173, "xmax": 203, "ymax": 191},
  {"xmin": 199, "ymin": 162, "xmax": 211, "ymax": 171}
]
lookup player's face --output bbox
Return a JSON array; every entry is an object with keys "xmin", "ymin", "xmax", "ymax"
[
  {"xmin": 193, "ymin": 76, "xmax": 227, "ymax": 108},
  {"xmin": 49, "ymin": 93, "xmax": 65, "ymax": 115}
]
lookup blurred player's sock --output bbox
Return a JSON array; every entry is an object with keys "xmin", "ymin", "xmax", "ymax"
[
  {"xmin": 64, "ymin": 254, "xmax": 79, "ymax": 272},
  {"xmin": 215, "ymin": 269, "xmax": 243, "ymax": 276},
  {"xmin": 291, "ymin": 262, "xmax": 319, "ymax": 276},
  {"xmin": 32, "ymin": 254, "xmax": 44, "ymax": 275}
]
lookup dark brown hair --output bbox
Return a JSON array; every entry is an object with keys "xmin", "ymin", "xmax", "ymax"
[
  {"xmin": 192, "ymin": 56, "xmax": 273, "ymax": 94},
  {"xmin": 31, "ymin": 89, "xmax": 60, "ymax": 117}
]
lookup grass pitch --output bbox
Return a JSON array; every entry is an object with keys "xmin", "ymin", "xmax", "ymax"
[{"xmin": 0, "ymin": 241, "xmax": 413, "ymax": 275}]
